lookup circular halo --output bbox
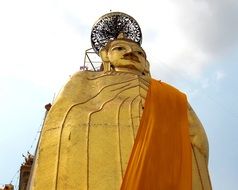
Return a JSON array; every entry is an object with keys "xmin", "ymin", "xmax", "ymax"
[{"xmin": 91, "ymin": 12, "xmax": 142, "ymax": 55}]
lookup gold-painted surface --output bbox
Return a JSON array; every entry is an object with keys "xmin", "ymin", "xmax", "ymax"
[
  {"xmin": 29, "ymin": 71, "xmax": 211, "ymax": 190},
  {"xmin": 99, "ymin": 39, "xmax": 150, "ymax": 76},
  {"xmin": 29, "ymin": 38, "xmax": 211, "ymax": 190},
  {"xmin": 188, "ymin": 104, "xmax": 212, "ymax": 189},
  {"xmin": 30, "ymin": 71, "xmax": 150, "ymax": 190}
]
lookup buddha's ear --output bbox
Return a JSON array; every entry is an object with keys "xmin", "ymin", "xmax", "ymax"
[
  {"xmin": 99, "ymin": 48, "xmax": 109, "ymax": 62},
  {"xmin": 145, "ymin": 60, "xmax": 150, "ymax": 72}
]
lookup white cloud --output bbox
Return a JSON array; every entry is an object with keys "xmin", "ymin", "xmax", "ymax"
[
  {"xmin": 172, "ymin": 0, "xmax": 238, "ymax": 56},
  {"xmin": 0, "ymin": 0, "xmax": 88, "ymax": 91},
  {"xmin": 0, "ymin": 0, "xmax": 236, "ymax": 90}
]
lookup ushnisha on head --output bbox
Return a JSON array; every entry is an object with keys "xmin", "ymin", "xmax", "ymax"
[{"xmin": 99, "ymin": 34, "xmax": 150, "ymax": 76}]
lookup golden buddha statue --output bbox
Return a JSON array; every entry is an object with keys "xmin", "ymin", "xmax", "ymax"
[{"xmin": 28, "ymin": 12, "xmax": 212, "ymax": 190}]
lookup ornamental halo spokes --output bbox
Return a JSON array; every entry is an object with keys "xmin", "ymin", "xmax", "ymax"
[{"xmin": 91, "ymin": 12, "xmax": 142, "ymax": 55}]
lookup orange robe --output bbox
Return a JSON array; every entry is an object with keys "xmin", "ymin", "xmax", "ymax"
[{"xmin": 121, "ymin": 79, "xmax": 192, "ymax": 190}]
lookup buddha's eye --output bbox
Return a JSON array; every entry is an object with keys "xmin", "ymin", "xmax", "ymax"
[
  {"xmin": 136, "ymin": 51, "xmax": 145, "ymax": 57},
  {"xmin": 112, "ymin": 46, "xmax": 125, "ymax": 51}
]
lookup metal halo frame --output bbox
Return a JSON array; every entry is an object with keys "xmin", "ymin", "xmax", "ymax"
[{"xmin": 91, "ymin": 12, "xmax": 142, "ymax": 55}]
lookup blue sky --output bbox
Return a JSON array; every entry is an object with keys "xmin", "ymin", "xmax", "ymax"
[{"xmin": 0, "ymin": 0, "xmax": 238, "ymax": 189}]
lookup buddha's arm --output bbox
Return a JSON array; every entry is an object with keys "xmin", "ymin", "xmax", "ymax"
[{"xmin": 188, "ymin": 103, "xmax": 209, "ymax": 164}]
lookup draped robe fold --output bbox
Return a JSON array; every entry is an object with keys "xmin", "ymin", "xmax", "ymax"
[{"xmin": 121, "ymin": 79, "xmax": 192, "ymax": 190}]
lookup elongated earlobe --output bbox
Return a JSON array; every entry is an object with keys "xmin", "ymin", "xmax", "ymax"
[
  {"xmin": 99, "ymin": 48, "xmax": 111, "ymax": 72},
  {"xmin": 99, "ymin": 48, "xmax": 109, "ymax": 62}
]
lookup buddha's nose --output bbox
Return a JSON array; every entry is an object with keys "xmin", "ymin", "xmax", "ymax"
[
  {"xmin": 125, "ymin": 45, "xmax": 133, "ymax": 52},
  {"xmin": 124, "ymin": 52, "xmax": 139, "ymax": 62}
]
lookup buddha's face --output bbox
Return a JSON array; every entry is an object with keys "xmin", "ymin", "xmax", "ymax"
[{"xmin": 100, "ymin": 39, "xmax": 150, "ymax": 75}]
